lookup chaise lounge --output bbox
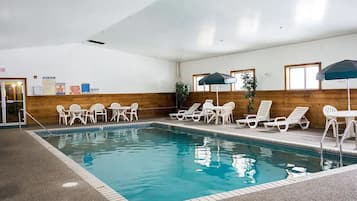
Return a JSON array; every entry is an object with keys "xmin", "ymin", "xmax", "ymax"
[
  {"xmin": 169, "ymin": 103, "xmax": 201, "ymax": 120},
  {"xmin": 236, "ymin": 100, "xmax": 272, "ymax": 128},
  {"xmin": 263, "ymin": 106, "xmax": 310, "ymax": 132}
]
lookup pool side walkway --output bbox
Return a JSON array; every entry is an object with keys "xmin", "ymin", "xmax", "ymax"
[
  {"xmin": 1, "ymin": 118, "xmax": 357, "ymax": 201},
  {"xmin": 224, "ymin": 168, "xmax": 357, "ymax": 201},
  {"xmin": 0, "ymin": 128, "xmax": 107, "ymax": 201}
]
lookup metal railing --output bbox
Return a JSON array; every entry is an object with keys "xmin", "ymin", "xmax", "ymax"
[
  {"xmin": 18, "ymin": 109, "xmax": 53, "ymax": 135},
  {"xmin": 320, "ymin": 119, "xmax": 343, "ymax": 167}
]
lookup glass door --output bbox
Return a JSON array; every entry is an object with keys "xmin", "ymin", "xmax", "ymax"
[{"xmin": 0, "ymin": 79, "xmax": 26, "ymax": 126}]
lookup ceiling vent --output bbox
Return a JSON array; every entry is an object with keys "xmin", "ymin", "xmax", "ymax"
[{"xmin": 87, "ymin": 40, "xmax": 105, "ymax": 45}]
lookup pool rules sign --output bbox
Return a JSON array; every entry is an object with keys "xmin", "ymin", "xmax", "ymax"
[{"xmin": 42, "ymin": 76, "xmax": 56, "ymax": 95}]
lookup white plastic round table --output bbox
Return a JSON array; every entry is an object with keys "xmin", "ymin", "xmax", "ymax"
[{"xmin": 327, "ymin": 110, "xmax": 357, "ymax": 138}]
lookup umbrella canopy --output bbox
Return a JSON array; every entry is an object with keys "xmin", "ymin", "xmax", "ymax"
[
  {"xmin": 316, "ymin": 60, "xmax": 357, "ymax": 80},
  {"xmin": 199, "ymin": 72, "xmax": 237, "ymax": 85},
  {"xmin": 199, "ymin": 72, "xmax": 237, "ymax": 106},
  {"xmin": 316, "ymin": 60, "xmax": 357, "ymax": 110}
]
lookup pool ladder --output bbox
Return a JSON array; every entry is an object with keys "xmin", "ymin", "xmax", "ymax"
[
  {"xmin": 320, "ymin": 119, "xmax": 344, "ymax": 167},
  {"xmin": 18, "ymin": 109, "xmax": 53, "ymax": 135}
]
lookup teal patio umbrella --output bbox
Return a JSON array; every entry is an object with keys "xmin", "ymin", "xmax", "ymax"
[
  {"xmin": 199, "ymin": 72, "xmax": 237, "ymax": 106},
  {"xmin": 316, "ymin": 60, "xmax": 357, "ymax": 110}
]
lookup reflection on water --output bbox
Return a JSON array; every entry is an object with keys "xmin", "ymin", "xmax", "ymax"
[
  {"xmin": 83, "ymin": 153, "xmax": 94, "ymax": 166},
  {"xmin": 194, "ymin": 146, "xmax": 211, "ymax": 167},
  {"xmin": 194, "ymin": 137, "xmax": 221, "ymax": 168},
  {"xmin": 56, "ymin": 128, "xmax": 139, "ymax": 148},
  {"xmin": 43, "ymin": 126, "xmax": 354, "ymax": 201},
  {"xmin": 232, "ymin": 154, "xmax": 256, "ymax": 184}
]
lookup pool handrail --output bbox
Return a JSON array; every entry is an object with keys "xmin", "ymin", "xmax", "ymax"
[{"xmin": 18, "ymin": 108, "xmax": 53, "ymax": 135}]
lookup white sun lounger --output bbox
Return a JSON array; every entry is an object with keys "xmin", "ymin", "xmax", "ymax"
[
  {"xmin": 236, "ymin": 100, "xmax": 272, "ymax": 128},
  {"xmin": 263, "ymin": 106, "xmax": 310, "ymax": 132},
  {"xmin": 169, "ymin": 103, "xmax": 201, "ymax": 120},
  {"xmin": 188, "ymin": 102, "xmax": 216, "ymax": 123}
]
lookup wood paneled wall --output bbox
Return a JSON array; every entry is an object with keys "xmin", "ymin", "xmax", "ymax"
[
  {"xmin": 26, "ymin": 89, "xmax": 356, "ymax": 128},
  {"xmin": 186, "ymin": 89, "xmax": 357, "ymax": 128},
  {"xmin": 26, "ymin": 93, "xmax": 176, "ymax": 125}
]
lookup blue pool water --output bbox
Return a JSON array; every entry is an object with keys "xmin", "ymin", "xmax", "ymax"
[{"xmin": 41, "ymin": 124, "xmax": 357, "ymax": 201}]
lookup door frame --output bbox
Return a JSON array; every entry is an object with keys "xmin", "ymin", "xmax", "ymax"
[{"xmin": 0, "ymin": 77, "xmax": 27, "ymax": 126}]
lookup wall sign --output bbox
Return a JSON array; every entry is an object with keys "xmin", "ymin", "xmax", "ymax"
[
  {"xmin": 42, "ymin": 76, "xmax": 56, "ymax": 95},
  {"xmin": 56, "ymin": 83, "xmax": 66, "ymax": 95},
  {"xmin": 70, "ymin": 85, "xmax": 81, "ymax": 95},
  {"xmin": 81, "ymin": 83, "xmax": 90, "ymax": 94}
]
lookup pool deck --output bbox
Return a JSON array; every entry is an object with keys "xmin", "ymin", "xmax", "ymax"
[
  {"xmin": 0, "ymin": 128, "xmax": 107, "ymax": 201},
  {"xmin": 1, "ymin": 118, "xmax": 357, "ymax": 201}
]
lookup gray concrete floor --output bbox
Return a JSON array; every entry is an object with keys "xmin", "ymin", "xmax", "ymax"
[
  {"xmin": 1, "ymin": 118, "xmax": 357, "ymax": 201},
  {"xmin": 0, "ymin": 128, "xmax": 107, "ymax": 201},
  {"xmin": 224, "ymin": 169, "xmax": 357, "ymax": 201}
]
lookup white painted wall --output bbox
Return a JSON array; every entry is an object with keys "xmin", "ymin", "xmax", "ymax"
[
  {"xmin": 181, "ymin": 33, "xmax": 357, "ymax": 91},
  {"xmin": 0, "ymin": 43, "xmax": 177, "ymax": 95}
]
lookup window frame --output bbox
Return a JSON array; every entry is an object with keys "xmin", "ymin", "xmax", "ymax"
[
  {"xmin": 192, "ymin": 73, "xmax": 211, "ymax": 92},
  {"xmin": 284, "ymin": 62, "xmax": 322, "ymax": 91},
  {"xmin": 230, "ymin": 68, "xmax": 256, "ymax": 91}
]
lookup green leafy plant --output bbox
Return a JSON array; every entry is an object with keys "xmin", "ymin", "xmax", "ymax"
[
  {"xmin": 175, "ymin": 82, "xmax": 189, "ymax": 109},
  {"xmin": 241, "ymin": 73, "xmax": 257, "ymax": 113}
]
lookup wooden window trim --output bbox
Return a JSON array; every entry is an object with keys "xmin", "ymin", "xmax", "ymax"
[
  {"xmin": 284, "ymin": 62, "xmax": 321, "ymax": 91},
  {"xmin": 230, "ymin": 68, "xmax": 256, "ymax": 91},
  {"xmin": 192, "ymin": 73, "xmax": 211, "ymax": 92}
]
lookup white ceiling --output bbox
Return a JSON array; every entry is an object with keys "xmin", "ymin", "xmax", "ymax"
[
  {"xmin": 0, "ymin": 0, "xmax": 157, "ymax": 49},
  {"xmin": 2, "ymin": 0, "xmax": 357, "ymax": 61}
]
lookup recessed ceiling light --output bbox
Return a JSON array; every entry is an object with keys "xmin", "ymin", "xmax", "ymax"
[
  {"xmin": 197, "ymin": 24, "xmax": 216, "ymax": 47},
  {"xmin": 237, "ymin": 15, "xmax": 260, "ymax": 36},
  {"xmin": 295, "ymin": 0, "xmax": 326, "ymax": 24}
]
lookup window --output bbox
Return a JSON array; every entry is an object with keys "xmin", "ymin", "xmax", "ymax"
[
  {"xmin": 285, "ymin": 62, "xmax": 321, "ymax": 90},
  {"xmin": 230, "ymin": 69, "xmax": 255, "ymax": 91},
  {"xmin": 192, "ymin": 74, "xmax": 210, "ymax": 92}
]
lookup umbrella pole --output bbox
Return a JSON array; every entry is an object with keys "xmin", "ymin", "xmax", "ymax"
[
  {"xmin": 348, "ymin": 79, "xmax": 351, "ymax": 111},
  {"xmin": 216, "ymin": 86, "xmax": 219, "ymax": 106}
]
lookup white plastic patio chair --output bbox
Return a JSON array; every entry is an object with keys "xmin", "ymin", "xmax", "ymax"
[
  {"xmin": 169, "ymin": 103, "xmax": 201, "ymax": 120},
  {"xmin": 69, "ymin": 104, "xmax": 81, "ymax": 111},
  {"xmin": 56, "ymin": 105, "xmax": 69, "ymax": 125},
  {"xmin": 85, "ymin": 104, "xmax": 96, "ymax": 124},
  {"xmin": 92, "ymin": 103, "xmax": 107, "ymax": 122},
  {"xmin": 217, "ymin": 102, "xmax": 235, "ymax": 124},
  {"xmin": 126, "ymin": 102, "xmax": 139, "ymax": 121},
  {"xmin": 68, "ymin": 104, "xmax": 86, "ymax": 125},
  {"xmin": 110, "ymin": 102, "xmax": 121, "ymax": 121},
  {"xmin": 263, "ymin": 106, "xmax": 310, "ymax": 132},
  {"xmin": 236, "ymin": 100, "xmax": 272, "ymax": 128},
  {"xmin": 322, "ymin": 105, "xmax": 345, "ymax": 137},
  {"xmin": 224, "ymin": 101, "xmax": 235, "ymax": 123}
]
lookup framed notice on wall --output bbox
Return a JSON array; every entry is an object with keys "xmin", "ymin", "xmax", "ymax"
[
  {"xmin": 56, "ymin": 83, "xmax": 66, "ymax": 95},
  {"xmin": 70, "ymin": 85, "xmax": 81, "ymax": 95},
  {"xmin": 42, "ymin": 76, "xmax": 56, "ymax": 95},
  {"xmin": 81, "ymin": 83, "xmax": 90, "ymax": 94},
  {"xmin": 32, "ymin": 86, "xmax": 42, "ymax": 96}
]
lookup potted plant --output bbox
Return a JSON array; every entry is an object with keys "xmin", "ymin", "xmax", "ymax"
[
  {"xmin": 175, "ymin": 82, "xmax": 189, "ymax": 109},
  {"xmin": 241, "ymin": 73, "xmax": 257, "ymax": 113}
]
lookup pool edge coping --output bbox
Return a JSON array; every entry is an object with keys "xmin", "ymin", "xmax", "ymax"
[
  {"xmin": 156, "ymin": 121, "xmax": 357, "ymax": 155},
  {"xmin": 26, "ymin": 127, "xmax": 137, "ymax": 201},
  {"xmin": 25, "ymin": 121, "xmax": 357, "ymax": 201}
]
